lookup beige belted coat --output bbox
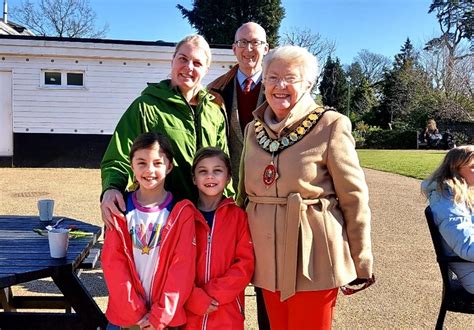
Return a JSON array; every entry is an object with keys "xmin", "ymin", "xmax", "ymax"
[{"xmin": 237, "ymin": 93, "xmax": 373, "ymax": 301}]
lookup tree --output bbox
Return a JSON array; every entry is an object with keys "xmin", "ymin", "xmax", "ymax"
[
  {"xmin": 351, "ymin": 77, "xmax": 377, "ymax": 116},
  {"xmin": 11, "ymin": 0, "xmax": 108, "ymax": 38},
  {"xmin": 319, "ymin": 56, "xmax": 348, "ymax": 112},
  {"xmin": 394, "ymin": 38, "xmax": 418, "ymax": 69},
  {"xmin": 425, "ymin": 0, "xmax": 473, "ymax": 94},
  {"xmin": 427, "ymin": 0, "xmax": 473, "ymax": 47},
  {"xmin": 354, "ymin": 49, "xmax": 391, "ymax": 85},
  {"xmin": 177, "ymin": 0, "xmax": 285, "ymax": 47},
  {"xmin": 379, "ymin": 39, "xmax": 434, "ymax": 128},
  {"xmin": 280, "ymin": 26, "xmax": 336, "ymax": 72},
  {"xmin": 421, "ymin": 43, "xmax": 473, "ymax": 98},
  {"xmin": 346, "ymin": 62, "xmax": 364, "ymax": 89},
  {"xmin": 421, "ymin": 44, "xmax": 473, "ymax": 122},
  {"xmin": 346, "ymin": 63, "xmax": 377, "ymax": 117}
]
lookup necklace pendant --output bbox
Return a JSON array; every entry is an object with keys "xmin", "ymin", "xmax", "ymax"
[{"xmin": 263, "ymin": 161, "xmax": 278, "ymax": 187}]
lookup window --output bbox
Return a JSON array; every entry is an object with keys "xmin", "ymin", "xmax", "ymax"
[
  {"xmin": 67, "ymin": 73, "xmax": 83, "ymax": 86},
  {"xmin": 42, "ymin": 70, "xmax": 85, "ymax": 88},
  {"xmin": 44, "ymin": 72, "xmax": 61, "ymax": 85}
]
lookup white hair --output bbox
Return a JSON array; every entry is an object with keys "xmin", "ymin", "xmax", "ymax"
[{"xmin": 262, "ymin": 45, "xmax": 319, "ymax": 85}]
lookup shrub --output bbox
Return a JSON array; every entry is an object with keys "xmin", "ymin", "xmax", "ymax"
[
  {"xmin": 452, "ymin": 131, "xmax": 471, "ymax": 146},
  {"xmin": 362, "ymin": 129, "xmax": 418, "ymax": 149},
  {"xmin": 352, "ymin": 121, "xmax": 382, "ymax": 148}
]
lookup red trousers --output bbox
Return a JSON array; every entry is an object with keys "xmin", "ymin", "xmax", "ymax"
[{"xmin": 262, "ymin": 288, "xmax": 338, "ymax": 330}]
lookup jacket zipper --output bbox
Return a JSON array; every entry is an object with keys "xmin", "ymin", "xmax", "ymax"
[
  {"xmin": 202, "ymin": 213, "xmax": 215, "ymax": 330},
  {"xmin": 180, "ymin": 91, "xmax": 206, "ymax": 151},
  {"xmin": 200, "ymin": 199, "xmax": 233, "ymax": 330}
]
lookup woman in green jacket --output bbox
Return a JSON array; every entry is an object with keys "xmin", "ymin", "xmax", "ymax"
[{"xmin": 100, "ymin": 35, "xmax": 230, "ymax": 228}]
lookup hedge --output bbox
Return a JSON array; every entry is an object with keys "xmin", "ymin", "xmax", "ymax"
[{"xmin": 358, "ymin": 129, "xmax": 418, "ymax": 149}]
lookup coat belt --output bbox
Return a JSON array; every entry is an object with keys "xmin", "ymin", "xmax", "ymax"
[{"xmin": 248, "ymin": 193, "xmax": 322, "ymax": 301}]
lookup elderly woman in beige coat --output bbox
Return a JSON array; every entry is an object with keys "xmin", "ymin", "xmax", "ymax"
[{"xmin": 237, "ymin": 45, "xmax": 374, "ymax": 329}]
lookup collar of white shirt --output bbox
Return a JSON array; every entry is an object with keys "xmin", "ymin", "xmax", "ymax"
[{"xmin": 237, "ymin": 69, "xmax": 262, "ymax": 91}]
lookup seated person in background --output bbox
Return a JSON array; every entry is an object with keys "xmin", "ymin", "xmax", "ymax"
[
  {"xmin": 422, "ymin": 145, "xmax": 474, "ymax": 294},
  {"xmin": 442, "ymin": 129, "xmax": 456, "ymax": 150},
  {"xmin": 423, "ymin": 119, "xmax": 443, "ymax": 148}
]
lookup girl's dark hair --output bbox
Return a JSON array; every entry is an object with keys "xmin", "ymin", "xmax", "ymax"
[
  {"xmin": 192, "ymin": 147, "xmax": 231, "ymax": 177},
  {"xmin": 129, "ymin": 132, "xmax": 174, "ymax": 163}
]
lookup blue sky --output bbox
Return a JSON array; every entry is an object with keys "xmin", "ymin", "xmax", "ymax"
[{"xmin": 9, "ymin": 0, "xmax": 441, "ymax": 65}]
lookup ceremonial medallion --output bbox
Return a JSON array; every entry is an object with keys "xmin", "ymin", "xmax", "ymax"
[{"xmin": 263, "ymin": 162, "xmax": 278, "ymax": 186}]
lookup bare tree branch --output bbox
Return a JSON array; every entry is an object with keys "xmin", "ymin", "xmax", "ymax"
[
  {"xmin": 354, "ymin": 49, "xmax": 391, "ymax": 84},
  {"xmin": 11, "ymin": 0, "xmax": 108, "ymax": 38},
  {"xmin": 280, "ymin": 26, "xmax": 336, "ymax": 71},
  {"xmin": 280, "ymin": 27, "xmax": 336, "ymax": 56}
]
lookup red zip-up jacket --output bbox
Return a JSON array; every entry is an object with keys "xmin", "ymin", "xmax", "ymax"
[
  {"xmin": 102, "ymin": 199, "xmax": 197, "ymax": 329},
  {"xmin": 183, "ymin": 198, "xmax": 255, "ymax": 330}
]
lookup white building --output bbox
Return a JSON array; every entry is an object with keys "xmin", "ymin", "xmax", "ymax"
[
  {"xmin": 0, "ymin": 35, "xmax": 235, "ymax": 166},
  {"xmin": 1, "ymin": 0, "xmax": 35, "ymax": 36},
  {"xmin": 0, "ymin": 19, "xmax": 34, "ymax": 36}
]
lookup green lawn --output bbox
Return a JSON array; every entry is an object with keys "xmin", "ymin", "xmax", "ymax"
[{"xmin": 357, "ymin": 149, "xmax": 447, "ymax": 180}]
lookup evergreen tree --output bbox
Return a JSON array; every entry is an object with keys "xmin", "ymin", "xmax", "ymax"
[
  {"xmin": 319, "ymin": 57, "xmax": 348, "ymax": 113},
  {"xmin": 177, "ymin": 0, "xmax": 285, "ymax": 47},
  {"xmin": 346, "ymin": 59, "xmax": 384, "ymax": 122},
  {"xmin": 346, "ymin": 62, "xmax": 364, "ymax": 89},
  {"xmin": 351, "ymin": 77, "xmax": 377, "ymax": 117},
  {"xmin": 379, "ymin": 39, "xmax": 433, "ymax": 128},
  {"xmin": 394, "ymin": 38, "xmax": 417, "ymax": 70}
]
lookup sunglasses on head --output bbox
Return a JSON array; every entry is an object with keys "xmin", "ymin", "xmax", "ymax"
[{"xmin": 340, "ymin": 274, "xmax": 375, "ymax": 296}]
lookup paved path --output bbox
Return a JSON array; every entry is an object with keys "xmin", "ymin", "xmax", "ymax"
[{"xmin": 0, "ymin": 168, "xmax": 472, "ymax": 328}]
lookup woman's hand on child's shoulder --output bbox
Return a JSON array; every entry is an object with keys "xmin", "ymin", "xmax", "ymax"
[{"xmin": 101, "ymin": 189, "xmax": 126, "ymax": 229}]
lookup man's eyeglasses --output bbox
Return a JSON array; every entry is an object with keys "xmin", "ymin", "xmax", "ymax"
[
  {"xmin": 264, "ymin": 75, "xmax": 304, "ymax": 86},
  {"xmin": 234, "ymin": 39, "xmax": 267, "ymax": 49},
  {"xmin": 340, "ymin": 274, "xmax": 375, "ymax": 296}
]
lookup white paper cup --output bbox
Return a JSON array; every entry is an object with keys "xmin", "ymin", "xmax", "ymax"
[
  {"xmin": 48, "ymin": 228, "xmax": 69, "ymax": 258},
  {"xmin": 38, "ymin": 199, "xmax": 55, "ymax": 222}
]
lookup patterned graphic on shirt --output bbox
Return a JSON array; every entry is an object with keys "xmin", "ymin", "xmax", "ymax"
[{"xmin": 130, "ymin": 221, "xmax": 163, "ymax": 255}]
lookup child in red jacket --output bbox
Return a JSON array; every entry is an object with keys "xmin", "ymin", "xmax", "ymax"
[
  {"xmin": 183, "ymin": 147, "xmax": 255, "ymax": 329},
  {"xmin": 102, "ymin": 132, "xmax": 196, "ymax": 330}
]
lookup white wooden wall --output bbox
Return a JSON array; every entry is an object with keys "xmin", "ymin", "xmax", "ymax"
[{"xmin": 0, "ymin": 38, "xmax": 235, "ymax": 135}]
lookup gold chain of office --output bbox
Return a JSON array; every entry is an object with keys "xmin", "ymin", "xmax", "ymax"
[{"xmin": 254, "ymin": 106, "xmax": 333, "ymax": 154}]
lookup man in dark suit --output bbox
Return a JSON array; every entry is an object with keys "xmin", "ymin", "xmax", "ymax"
[
  {"xmin": 208, "ymin": 22, "xmax": 270, "ymax": 330},
  {"xmin": 208, "ymin": 22, "xmax": 269, "ymax": 190}
]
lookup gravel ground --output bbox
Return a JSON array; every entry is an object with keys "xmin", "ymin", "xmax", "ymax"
[{"xmin": 0, "ymin": 167, "xmax": 472, "ymax": 329}]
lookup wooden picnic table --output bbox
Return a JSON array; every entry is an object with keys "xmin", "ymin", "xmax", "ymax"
[{"xmin": 0, "ymin": 215, "xmax": 107, "ymax": 330}]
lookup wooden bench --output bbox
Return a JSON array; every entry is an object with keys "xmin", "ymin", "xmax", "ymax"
[
  {"xmin": 416, "ymin": 130, "xmax": 428, "ymax": 149},
  {"xmin": 78, "ymin": 246, "xmax": 101, "ymax": 270}
]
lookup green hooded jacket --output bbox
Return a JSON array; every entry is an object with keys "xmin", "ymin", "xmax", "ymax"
[{"xmin": 101, "ymin": 80, "xmax": 231, "ymax": 202}]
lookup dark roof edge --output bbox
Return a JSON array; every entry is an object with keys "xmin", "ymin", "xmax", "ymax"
[{"xmin": 0, "ymin": 34, "xmax": 232, "ymax": 49}]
